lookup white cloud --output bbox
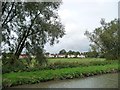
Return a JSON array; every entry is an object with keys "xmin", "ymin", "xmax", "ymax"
[{"xmin": 44, "ymin": 0, "xmax": 118, "ymax": 53}]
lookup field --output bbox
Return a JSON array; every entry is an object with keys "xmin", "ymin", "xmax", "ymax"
[
  {"xmin": 46, "ymin": 58, "xmax": 118, "ymax": 69},
  {"xmin": 47, "ymin": 58, "xmax": 106, "ymax": 65},
  {"xmin": 48, "ymin": 58, "xmax": 105, "ymax": 63},
  {"xmin": 17, "ymin": 58, "xmax": 111, "ymax": 70}
]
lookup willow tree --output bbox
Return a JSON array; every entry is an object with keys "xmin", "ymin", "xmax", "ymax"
[
  {"xmin": 85, "ymin": 19, "xmax": 118, "ymax": 60},
  {"xmin": 2, "ymin": 2, "xmax": 65, "ymax": 65}
]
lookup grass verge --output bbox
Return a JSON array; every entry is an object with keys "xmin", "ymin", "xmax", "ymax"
[{"xmin": 3, "ymin": 63, "xmax": 119, "ymax": 88}]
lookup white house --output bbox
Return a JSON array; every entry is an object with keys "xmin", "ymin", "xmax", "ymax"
[
  {"xmin": 19, "ymin": 54, "xmax": 28, "ymax": 59},
  {"xmin": 57, "ymin": 54, "xmax": 65, "ymax": 58},
  {"xmin": 77, "ymin": 55, "xmax": 85, "ymax": 58},
  {"xmin": 67, "ymin": 55, "xmax": 76, "ymax": 58},
  {"xmin": 48, "ymin": 54, "xmax": 55, "ymax": 58}
]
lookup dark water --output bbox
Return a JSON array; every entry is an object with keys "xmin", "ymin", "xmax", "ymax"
[{"xmin": 13, "ymin": 73, "xmax": 118, "ymax": 88}]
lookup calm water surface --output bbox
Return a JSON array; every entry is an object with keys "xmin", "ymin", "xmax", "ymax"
[{"xmin": 13, "ymin": 73, "xmax": 119, "ymax": 88}]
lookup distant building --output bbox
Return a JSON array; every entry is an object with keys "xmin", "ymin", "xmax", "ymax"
[
  {"xmin": 57, "ymin": 54, "xmax": 66, "ymax": 58},
  {"xmin": 44, "ymin": 53, "xmax": 86, "ymax": 58},
  {"xmin": 67, "ymin": 55, "xmax": 76, "ymax": 58},
  {"xmin": 77, "ymin": 55, "xmax": 85, "ymax": 58},
  {"xmin": 19, "ymin": 54, "xmax": 28, "ymax": 59},
  {"xmin": 48, "ymin": 54, "xmax": 55, "ymax": 58}
]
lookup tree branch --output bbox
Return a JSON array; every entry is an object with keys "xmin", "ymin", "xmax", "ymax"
[
  {"xmin": 14, "ymin": 12, "xmax": 41, "ymax": 59},
  {"xmin": 5, "ymin": 5, "xmax": 17, "ymax": 25},
  {"xmin": 2, "ymin": 2, "xmax": 15, "ymax": 27},
  {"xmin": 2, "ymin": 2, "xmax": 8, "ymax": 15}
]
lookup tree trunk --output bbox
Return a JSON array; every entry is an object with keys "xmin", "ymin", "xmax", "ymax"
[
  {"xmin": 14, "ymin": 35, "xmax": 27, "ymax": 59},
  {"xmin": 13, "ymin": 12, "xmax": 41, "ymax": 61},
  {"xmin": 14, "ymin": 30, "xmax": 27, "ymax": 59}
]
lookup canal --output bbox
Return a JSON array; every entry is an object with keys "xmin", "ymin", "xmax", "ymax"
[{"xmin": 13, "ymin": 73, "xmax": 118, "ymax": 88}]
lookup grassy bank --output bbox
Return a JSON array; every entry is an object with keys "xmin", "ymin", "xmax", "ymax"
[{"xmin": 3, "ymin": 62, "xmax": 119, "ymax": 88}]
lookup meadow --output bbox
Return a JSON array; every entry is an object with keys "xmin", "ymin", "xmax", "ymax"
[
  {"xmin": 46, "ymin": 58, "xmax": 117, "ymax": 69},
  {"xmin": 48, "ymin": 58, "xmax": 105, "ymax": 63}
]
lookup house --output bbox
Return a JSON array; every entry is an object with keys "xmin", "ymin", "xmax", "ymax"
[
  {"xmin": 77, "ymin": 55, "xmax": 85, "ymax": 58},
  {"xmin": 57, "ymin": 54, "xmax": 66, "ymax": 58},
  {"xmin": 19, "ymin": 54, "xmax": 28, "ymax": 59},
  {"xmin": 67, "ymin": 55, "xmax": 76, "ymax": 58},
  {"xmin": 48, "ymin": 54, "xmax": 55, "ymax": 58},
  {"xmin": 45, "ymin": 53, "xmax": 85, "ymax": 58}
]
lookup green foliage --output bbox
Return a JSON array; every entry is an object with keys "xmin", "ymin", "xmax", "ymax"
[
  {"xmin": 67, "ymin": 50, "xmax": 74, "ymax": 55},
  {"xmin": 85, "ymin": 51, "xmax": 99, "ymax": 58},
  {"xmin": 58, "ymin": 49, "xmax": 80, "ymax": 58},
  {"xmin": 85, "ymin": 19, "xmax": 118, "ymax": 60},
  {"xmin": 59, "ymin": 49, "xmax": 66, "ymax": 55},
  {"xmin": 2, "ymin": 2, "xmax": 65, "ymax": 67},
  {"xmin": 2, "ymin": 58, "xmax": 118, "ymax": 74}
]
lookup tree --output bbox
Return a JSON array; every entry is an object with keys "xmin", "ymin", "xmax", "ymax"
[
  {"xmin": 2, "ymin": 2, "xmax": 65, "ymax": 66},
  {"xmin": 68, "ymin": 50, "xmax": 74, "ymax": 55},
  {"xmin": 45, "ymin": 52, "xmax": 50, "ymax": 56},
  {"xmin": 74, "ymin": 51, "xmax": 80, "ymax": 57},
  {"xmin": 59, "ymin": 49, "xmax": 66, "ymax": 55},
  {"xmin": 85, "ymin": 51, "xmax": 98, "ymax": 58},
  {"xmin": 85, "ymin": 19, "xmax": 118, "ymax": 60},
  {"xmin": 118, "ymin": 18, "xmax": 120, "ymax": 60}
]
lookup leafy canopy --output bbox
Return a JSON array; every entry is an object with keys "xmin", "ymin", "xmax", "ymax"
[{"xmin": 2, "ymin": 2, "xmax": 65, "ymax": 65}]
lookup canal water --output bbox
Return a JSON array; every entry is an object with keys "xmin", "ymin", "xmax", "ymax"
[{"xmin": 13, "ymin": 73, "xmax": 118, "ymax": 88}]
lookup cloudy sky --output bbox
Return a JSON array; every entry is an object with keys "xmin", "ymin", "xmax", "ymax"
[{"xmin": 44, "ymin": 0, "xmax": 119, "ymax": 54}]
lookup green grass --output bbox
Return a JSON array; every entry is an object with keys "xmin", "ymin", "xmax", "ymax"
[
  {"xmin": 47, "ymin": 58, "xmax": 118, "ymax": 67},
  {"xmin": 46, "ymin": 58, "xmax": 118, "ymax": 69},
  {"xmin": 20, "ymin": 58, "xmax": 117, "ymax": 67},
  {"xmin": 3, "ymin": 62, "xmax": 119, "ymax": 88},
  {"xmin": 2, "ymin": 58, "xmax": 119, "ymax": 87},
  {"xmin": 48, "ymin": 58, "xmax": 105, "ymax": 64}
]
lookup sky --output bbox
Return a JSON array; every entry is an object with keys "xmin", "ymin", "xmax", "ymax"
[{"xmin": 44, "ymin": 0, "xmax": 119, "ymax": 54}]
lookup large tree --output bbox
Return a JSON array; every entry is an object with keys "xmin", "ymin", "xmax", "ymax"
[
  {"xmin": 2, "ymin": 2, "xmax": 65, "ymax": 65},
  {"xmin": 85, "ymin": 19, "xmax": 118, "ymax": 60}
]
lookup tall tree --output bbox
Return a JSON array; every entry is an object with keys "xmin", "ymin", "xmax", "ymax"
[
  {"xmin": 2, "ymin": 2, "xmax": 65, "ymax": 65},
  {"xmin": 85, "ymin": 19, "xmax": 118, "ymax": 60}
]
